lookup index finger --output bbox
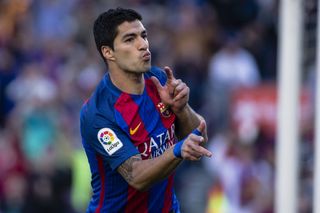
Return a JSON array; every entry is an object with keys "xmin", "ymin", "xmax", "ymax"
[
  {"xmin": 191, "ymin": 143, "xmax": 212, "ymax": 158},
  {"xmin": 164, "ymin": 66, "xmax": 176, "ymax": 81},
  {"xmin": 186, "ymin": 138, "xmax": 212, "ymax": 158},
  {"xmin": 200, "ymin": 147, "xmax": 212, "ymax": 158}
]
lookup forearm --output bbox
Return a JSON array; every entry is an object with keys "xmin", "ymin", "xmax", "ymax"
[
  {"xmin": 117, "ymin": 118, "xmax": 211, "ymax": 191},
  {"xmin": 118, "ymin": 146, "xmax": 181, "ymax": 191},
  {"xmin": 174, "ymin": 104, "xmax": 202, "ymax": 140}
]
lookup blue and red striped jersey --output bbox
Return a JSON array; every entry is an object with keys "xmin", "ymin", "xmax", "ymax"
[{"xmin": 80, "ymin": 66, "xmax": 180, "ymax": 213}]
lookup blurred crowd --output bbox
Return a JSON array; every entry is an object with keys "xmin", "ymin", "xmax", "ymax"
[{"xmin": 0, "ymin": 0, "xmax": 317, "ymax": 212}]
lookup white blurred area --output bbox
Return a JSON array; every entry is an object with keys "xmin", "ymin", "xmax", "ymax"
[{"xmin": 0, "ymin": 0, "xmax": 317, "ymax": 213}]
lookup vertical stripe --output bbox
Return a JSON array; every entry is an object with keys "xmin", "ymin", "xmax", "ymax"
[
  {"xmin": 115, "ymin": 92, "xmax": 150, "ymax": 212},
  {"xmin": 132, "ymin": 90, "xmax": 164, "ymax": 137},
  {"xmin": 162, "ymin": 175, "xmax": 174, "ymax": 213},
  {"xmin": 95, "ymin": 155, "xmax": 106, "ymax": 213},
  {"xmin": 125, "ymin": 186, "xmax": 149, "ymax": 213},
  {"xmin": 148, "ymin": 179, "xmax": 167, "ymax": 213},
  {"xmin": 145, "ymin": 79, "xmax": 175, "ymax": 129},
  {"xmin": 114, "ymin": 93, "xmax": 150, "ymax": 146}
]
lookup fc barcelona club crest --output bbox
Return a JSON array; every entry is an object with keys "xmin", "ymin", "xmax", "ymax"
[{"xmin": 157, "ymin": 102, "xmax": 172, "ymax": 117}]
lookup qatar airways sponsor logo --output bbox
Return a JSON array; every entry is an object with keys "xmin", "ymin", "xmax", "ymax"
[{"xmin": 138, "ymin": 124, "xmax": 176, "ymax": 159}]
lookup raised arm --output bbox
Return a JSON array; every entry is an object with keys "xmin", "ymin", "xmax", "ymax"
[
  {"xmin": 151, "ymin": 66, "xmax": 208, "ymax": 140},
  {"xmin": 117, "ymin": 66, "xmax": 212, "ymax": 191}
]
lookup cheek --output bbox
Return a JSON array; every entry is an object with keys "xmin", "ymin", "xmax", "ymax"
[
  {"xmin": 116, "ymin": 50, "xmax": 137, "ymax": 64},
  {"xmin": 120, "ymin": 50, "xmax": 135, "ymax": 59},
  {"xmin": 114, "ymin": 52, "xmax": 138, "ymax": 70}
]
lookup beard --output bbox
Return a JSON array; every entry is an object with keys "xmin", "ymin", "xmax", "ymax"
[{"xmin": 121, "ymin": 60, "xmax": 151, "ymax": 74}]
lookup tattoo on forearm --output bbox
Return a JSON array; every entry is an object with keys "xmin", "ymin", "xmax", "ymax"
[{"xmin": 118, "ymin": 155, "xmax": 141, "ymax": 183}]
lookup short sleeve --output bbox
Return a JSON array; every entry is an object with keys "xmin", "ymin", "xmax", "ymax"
[{"xmin": 84, "ymin": 115, "xmax": 139, "ymax": 170}]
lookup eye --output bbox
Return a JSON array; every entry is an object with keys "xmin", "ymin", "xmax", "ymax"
[
  {"xmin": 142, "ymin": 33, "xmax": 148, "ymax": 40},
  {"xmin": 125, "ymin": 37, "xmax": 134, "ymax": 43}
]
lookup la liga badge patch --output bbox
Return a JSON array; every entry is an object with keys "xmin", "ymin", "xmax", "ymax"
[{"xmin": 97, "ymin": 128, "xmax": 123, "ymax": 155}]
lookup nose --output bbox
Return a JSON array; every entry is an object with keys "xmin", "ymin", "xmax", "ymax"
[{"xmin": 138, "ymin": 36, "xmax": 148, "ymax": 50}]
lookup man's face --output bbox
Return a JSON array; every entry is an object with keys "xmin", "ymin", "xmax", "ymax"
[{"xmin": 111, "ymin": 20, "xmax": 151, "ymax": 73}]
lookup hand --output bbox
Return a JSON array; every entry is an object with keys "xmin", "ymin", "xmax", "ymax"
[
  {"xmin": 151, "ymin": 66, "xmax": 189, "ymax": 113},
  {"xmin": 181, "ymin": 120, "xmax": 212, "ymax": 160}
]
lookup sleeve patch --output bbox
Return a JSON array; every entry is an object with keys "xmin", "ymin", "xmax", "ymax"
[{"xmin": 97, "ymin": 128, "xmax": 123, "ymax": 155}]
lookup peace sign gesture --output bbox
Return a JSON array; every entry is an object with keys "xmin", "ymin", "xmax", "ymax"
[{"xmin": 151, "ymin": 66, "xmax": 190, "ymax": 114}]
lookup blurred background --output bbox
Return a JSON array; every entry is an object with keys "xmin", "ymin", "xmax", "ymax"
[{"xmin": 0, "ymin": 0, "xmax": 318, "ymax": 212}]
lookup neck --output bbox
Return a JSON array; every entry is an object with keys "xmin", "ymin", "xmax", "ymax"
[{"xmin": 109, "ymin": 68, "xmax": 145, "ymax": 95}]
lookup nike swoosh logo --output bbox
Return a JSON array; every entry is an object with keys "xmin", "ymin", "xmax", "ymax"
[{"xmin": 130, "ymin": 122, "xmax": 141, "ymax": 135}]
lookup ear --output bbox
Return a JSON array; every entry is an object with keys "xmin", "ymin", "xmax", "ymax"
[{"xmin": 101, "ymin": 46, "xmax": 115, "ymax": 61}]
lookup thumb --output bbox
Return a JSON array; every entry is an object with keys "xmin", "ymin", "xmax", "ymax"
[
  {"xmin": 150, "ymin": 76, "xmax": 163, "ymax": 92},
  {"xmin": 197, "ymin": 120, "xmax": 206, "ymax": 134}
]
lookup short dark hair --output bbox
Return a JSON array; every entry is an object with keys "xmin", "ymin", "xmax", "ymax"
[{"xmin": 93, "ymin": 8, "xmax": 142, "ymax": 59}]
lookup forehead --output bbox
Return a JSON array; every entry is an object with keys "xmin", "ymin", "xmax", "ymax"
[{"xmin": 116, "ymin": 20, "xmax": 146, "ymax": 38}]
